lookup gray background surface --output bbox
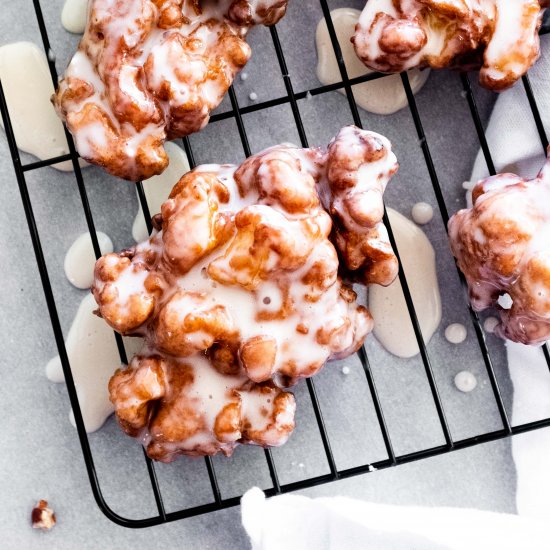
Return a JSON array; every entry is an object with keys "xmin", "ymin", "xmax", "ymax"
[{"xmin": 1, "ymin": 0, "xmax": 550, "ymax": 548}]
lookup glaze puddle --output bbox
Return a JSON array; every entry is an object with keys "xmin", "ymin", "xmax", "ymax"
[
  {"xmin": 0, "ymin": 42, "xmax": 84, "ymax": 171},
  {"xmin": 411, "ymin": 202, "xmax": 434, "ymax": 225},
  {"xmin": 369, "ymin": 208, "xmax": 441, "ymax": 358},
  {"xmin": 46, "ymin": 294, "xmax": 143, "ymax": 432},
  {"xmin": 445, "ymin": 323, "xmax": 467, "ymax": 344},
  {"xmin": 454, "ymin": 370, "xmax": 477, "ymax": 393},
  {"xmin": 61, "ymin": 0, "xmax": 88, "ymax": 34},
  {"xmin": 64, "ymin": 232, "xmax": 113, "ymax": 289},
  {"xmin": 132, "ymin": 141, "xmax": 190, "ymax": 242}
]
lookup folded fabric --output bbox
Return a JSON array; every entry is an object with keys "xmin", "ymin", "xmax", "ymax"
[
  {"xmin": 241, "ymin": 487, "xmax": 547, "ymax": 550},
  {"xmin": 507, "ymin": 343, "xmax": 550, "ymax": 519}
]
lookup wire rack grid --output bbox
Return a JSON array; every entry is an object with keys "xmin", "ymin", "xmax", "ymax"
[{"xmin": 1, "ymin": 0, "xmax": 550, "ymax": 528}]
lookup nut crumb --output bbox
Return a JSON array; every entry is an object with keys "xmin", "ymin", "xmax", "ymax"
[{"xmin": 31, "ymin": 500, "xmax": 56, "ymax": 531}]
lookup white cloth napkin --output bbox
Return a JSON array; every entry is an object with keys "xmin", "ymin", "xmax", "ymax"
[
  {"xmin": 507, "ymin": 343, "xmax": 550, "ymax": 519},
  {"xmin": 241, "ymin": 487, "xmax": 547, "ymax": 550},
  {"xmin": 241, "ymin": 35, "xmax": 550, "ymax": 550}
]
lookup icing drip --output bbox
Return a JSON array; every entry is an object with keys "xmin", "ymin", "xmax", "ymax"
[
  {"xmin": 45, "ymin": 294, "xmax": 143, "ymax": 432},
  {"xmin": 62, "ymin": 0, "xmax": 88, "ymax": 34},
  {"xmin": 64, "ymin": 231, "xmax": 113, "ymax": 289},
  {"xmin": 0, "ymin": 42, "xmax": 85, "ymax": 171},
  {"xmin": 132, "ymin": 142, "xmax": 190, "ymax": 242},
  {"xmin": 369, "ymin": 208, "xmax": 441, "ymax": 358}
]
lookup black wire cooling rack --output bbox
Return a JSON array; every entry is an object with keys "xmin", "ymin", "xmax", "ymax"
[{"xmin": 2, "ymin": 0, "xmax": 550, "ymax": 528}]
